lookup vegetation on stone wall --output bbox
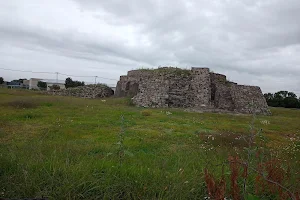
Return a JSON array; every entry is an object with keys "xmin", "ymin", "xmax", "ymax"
[
  {"xmin": 65, "ymin": 77, "xmax": 85, "ymax": 88},
  {"xmin": 264, "ymin": 91, "xmax": 300, "ymax": 108},
  {"xmin": 48, "ymin": 84, "xmax": 61, "ymax": 91},
  {"xmin": 138, "ymin": 67, "xmax": 191, "ymax": 76}
]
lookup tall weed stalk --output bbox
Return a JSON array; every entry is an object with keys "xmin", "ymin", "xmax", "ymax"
[{"xmin": 204, "ymin": 103, "xmax": 299, "ymax": 199}]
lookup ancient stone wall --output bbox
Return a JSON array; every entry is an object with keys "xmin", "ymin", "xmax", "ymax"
[
  {"xmin": 131, "ymin": 68, "xmax": 193, "ymax": 108},
  {"xmin": 133, "ymin": 76, "xmax": 169, "ymax": 107},
  {"xmin": 191, "ymin": 68, "xmax": 211, "ymax": 108},
  {"xmin": 115, "ymin": 67, "xmax": 270, "ymax": 115},
  {"xmin": 210, "ymin": 73, "xmax": 227, "ymax": 84},
  {"xmin": 115, "ymin": 70, "xmax": 153, "ymax": 97},
  {"xmin": 214, "ymin": 84, "xmax": 235, "ymax": 111},
  {"xmin": 230, "ymin": 85, "xmax": 271, "ymax": 114},
  {"xmin": 167, "ymin": 75, "xmax": 192, "ymax": 107}
]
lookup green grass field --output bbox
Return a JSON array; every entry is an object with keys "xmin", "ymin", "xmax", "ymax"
[{"xmin": 0, "ymin": 89, "xmax": 299, "ymax": 199}]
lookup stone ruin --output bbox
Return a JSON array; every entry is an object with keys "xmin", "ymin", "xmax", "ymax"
[
  {"xmin": 115, "ymin": 67, "xmax": 271, "ymax": 115},
  {"xmin": 47, "ymin": 84, "xmax": 114, "ymax": 98}
]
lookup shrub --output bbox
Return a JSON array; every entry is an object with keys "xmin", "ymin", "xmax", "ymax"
[
  {"xmin": 65, "ymin": 77, "xmax": 85, "ymax": 88},
  {"xmin": 42, "ymin": 102, "xmax": 53, "ymax": 107},
  {"xmin": 37, "ymin": 81, "xmax": 47, "ymax": 90},
  {"xmin": 22, "ymin": 113, "xmax": 40, "ymax": 119},
  {"xmin": 48, "ymin": 84, "xmax": 60, "ymax": 91},
  {"xmin": 126, "ymin": 97, "xmax": 135, "ymax": 106},
  {"xmin": 141, "ymin": 110, "xmax": 152, "ymax": 116}
]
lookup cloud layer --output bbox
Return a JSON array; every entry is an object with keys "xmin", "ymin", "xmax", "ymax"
[{"xmin": 0, "ymin": 0, "xmax": 300, "ymax": 93}]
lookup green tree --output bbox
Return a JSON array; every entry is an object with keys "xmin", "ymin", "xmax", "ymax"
[
  {"xmin": 264, "ymin": 91, "xmax": 300, "ymax": 108},
  {"xmin": 264, "ymin": 93, "xmax": 273, "ymax": 102},
  {"xmin": 10, "ymin": 79, "xmax": 27, "ymax": 84},
  {"xmin": 283, "ymin": 97, "xmax": 299, "ymax": 108},
  {"xmin": 18, "ymin": 79, "xmax": 27, "ymax": 84},
  {"xmin": 65, "ymin": 77, "xmax": 85, "ymax": 88},
  {"xmin": 287, "ymin": 92, "xmax": 297, "ymax": 98},
  {"xmin": 37, "ymin": 81, "xmax": 47, "ymax": 90},
  {"xmin": 274, "ymin": 91, "xmax": 288, "ymax": 99},
  {"xmin": 65, "ymin": 77, "xmax": 73, "ymax": 89},
  {"xmin": 0, "ymin": 77, "xmax": 4, "ymax": 84}
]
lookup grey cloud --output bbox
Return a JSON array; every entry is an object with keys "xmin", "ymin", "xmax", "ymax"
[
  {"xmin": 0, "ymin": 23, "xmax": 150, "ymax": 67},
  {"xmin": 0, "ymin": 0, "xmax": 300, "ymax": 95}
]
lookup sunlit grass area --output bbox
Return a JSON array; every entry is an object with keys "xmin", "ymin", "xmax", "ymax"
[{"xmin": 0, "ymin": 88, "xmax": 299, "ymax": 199}]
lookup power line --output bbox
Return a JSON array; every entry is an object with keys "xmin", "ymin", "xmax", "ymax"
[
  {"xmin": 0, "ymin": 67, "xmax": 54, "ymax": 74},
  {"xmin": 58, "ymin": 72, "xmax": 95, "ymax": 78},
  {"xmin": 58, "ymin": 72, "xmax": 117, "ymax": 81},
  {"xmin": 0, "ymin": 67, "xmax": 118, "ymax": 81}
]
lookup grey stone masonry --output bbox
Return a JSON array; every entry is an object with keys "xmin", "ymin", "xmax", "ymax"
[
  {"xmin": 46, "ymin": 84, "xmax": 114, "ymax": 98},
  {"xmin": 115, "ymin": 67, "xmax": 271, "ymax": 115}
]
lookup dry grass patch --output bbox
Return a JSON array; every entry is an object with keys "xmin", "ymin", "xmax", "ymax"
[
  {"xmin": 2, "ymin": 98, "xmax": 40, "ymax": 109},
  {"xmin": 141, "ymin": 109, "xmax": 152, "ymax": 116}
]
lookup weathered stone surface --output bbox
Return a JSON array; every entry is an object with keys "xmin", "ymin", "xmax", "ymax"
[
  {"xmin": 115, "ymin": 67, "xmax": 271, "ymax": 115},
  {"xmin": 214, "ymin": 83, "xmax": 235, "ymax": 111},
  {"xmin": 47, "ymin": 84, "xmax": 114, "ymax": 98},
  {"xmin": 230, "ymin": 85, "xmax": 270, "ymax": 114}
]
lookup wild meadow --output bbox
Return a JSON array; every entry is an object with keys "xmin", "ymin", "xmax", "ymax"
[{"xmin": 0, "ymin": 89, "xmax": 299, "ymax": 199}]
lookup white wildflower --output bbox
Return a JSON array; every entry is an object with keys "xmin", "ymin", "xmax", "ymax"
[
  {"xmin": 166, "ymin": 111, "xmax": 172, "ymax": 115},
  {"xmin": 260, "ymin": 120, "xmax": 270, "ymax": 125}
]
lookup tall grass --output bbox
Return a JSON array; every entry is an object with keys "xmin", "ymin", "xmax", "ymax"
[
  {"xmin": 203, "ymin": 110, "xmax": 300, "ymax": 200},
  {"xmin": 0, "ymin": 89, "xmax": 299, "ymax": 199}
]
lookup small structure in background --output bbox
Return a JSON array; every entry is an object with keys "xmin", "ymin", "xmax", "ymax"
[
  {"xmin": 0, "ymin": 81, "xmax": 8, "ymax": 88},
  {"xmin": 2, "ymin": 79, "xmax": 29, "ymax": 89},
  {"xmin": 29, "ymin": 78, "xmax": 42, "ymax": 90},
  {"xmin": 7, "ymin": 81, "xmax": 21, "ymax": 89},
  {"xmin": 41, "ymin": 79, "xmax": 66, "ymax": 91},
  {"xmin": 22, "ymin": 80, "xmax": 30, "ymax": 89}
]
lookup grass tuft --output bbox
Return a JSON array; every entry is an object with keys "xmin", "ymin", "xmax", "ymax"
[{"xmin": 141, "ymin": 109, "xmax": 152, "ymax": 116}]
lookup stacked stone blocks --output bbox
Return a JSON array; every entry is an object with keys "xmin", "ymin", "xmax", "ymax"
[{"xmin": 115, "ymin": 67, "xmax": 270, "ymax": 115}]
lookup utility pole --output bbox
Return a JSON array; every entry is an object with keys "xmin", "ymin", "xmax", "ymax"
[{"xmin": 94, "ymin": 76, "xmax": 98, "ymax": 84}]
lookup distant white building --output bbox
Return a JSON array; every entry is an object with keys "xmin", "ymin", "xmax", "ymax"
[
  {"xmin": 29, "ymin": 78, "xmax": 42, "ymax": 90},
  {"xmin": 41, "ymin": 79, "xmax": 65, "ymax": 91},
  {"xmin": 22, "ymin": 80, "xmax": 30, "ymax": 89}
]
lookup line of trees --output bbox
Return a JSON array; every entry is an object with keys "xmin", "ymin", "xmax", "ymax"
[
  {"xmin": 37, "ymin": 77, "xmax": 85, "ymax": 90},
  {"xmin": 0, "ymin": 77, "xmax": 28, "ymax": 85},
  {"xmin": 264, "ymin": 91, "xmax": 300, "ymax": 108}
]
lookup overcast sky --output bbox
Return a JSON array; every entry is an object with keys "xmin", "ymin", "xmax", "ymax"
[{"xmin": 0, "ymin": 0, "xmax": 299, "ymax": 94}]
